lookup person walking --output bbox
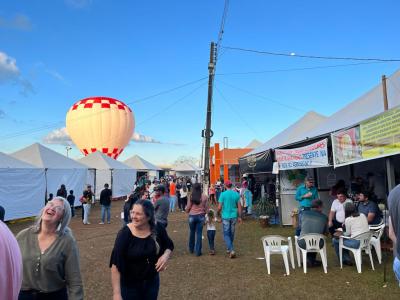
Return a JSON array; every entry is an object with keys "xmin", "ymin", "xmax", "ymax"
[
  {"xmin": 16, "ymin": 197, "xmax": 83, "ymax": 299},
  {"xmin": 67, "ymin": 190, "xmax": 75, "ymax": 217},
  {"xmin": 82, "ymin": 185, "xmax": 93, "ymax": 225},
  {"xmin": 218, "ymin": 180, "xmax": 242, "ymax": 258},
  {"xmin": 56, "ymin": 184, "xmax": 67, "ymax": 199},
  {"xmin": 99, "ymin": 183, "xmax": 112, "ymax": 225},
  {"xmin": 110, "ymin": 199, "xmax": 174, "ymax": 300},
  {"xmin": 179, "ymin": 183, "xmax": 188, "ymax": 212},
  {"xmin": 185, "ymin": 183, "xmax": 208, "ymax": 256},
  {"xmin": 205, "ymin": 208, "xmax": 217, "ymax": 255},
  {"xmin": 169, "ymin": 179, "xmax": 177, "ymax": 212},
  {"xmin": 388, "ymin": 184, "xmax": 400, "ymax": 285},
  {"xmin": 154, "ymin": 185, "xmax": 170, "ymax": 229},
  {"xmin": 209, "ymin": 184, "xmax": 217, "ymax": 206}
]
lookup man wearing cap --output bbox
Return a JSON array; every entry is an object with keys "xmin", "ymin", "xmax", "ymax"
[
  {"xmin": 218, "ymin": 180, "xmax": 242, "ymax": 258},
  {"xmin": 295, "ymin": 176, "xmax": 319, "ymax": 236},
  {"xmin": 82, "ymin": 184, "xmax": 93, "ymax": 225},
  {"xmin": 154, "ymin": 185, "xmax": 170, "ymax": 229}
]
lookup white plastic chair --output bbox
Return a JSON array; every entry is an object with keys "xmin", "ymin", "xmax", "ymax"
[
  {"xmin": 368, "ymin": 223, "xmax": 385, "ymax": 264},
  {"xmin": 261, "ymin": 235, "xmax": 295, "ymax": 275},
  {"xmin": 339, "ymin": 231, "xmax": 374, "ymax": 273},
  {"xmin": 295, "ymin": 234, "xmax": 327, "ymax": 273}
]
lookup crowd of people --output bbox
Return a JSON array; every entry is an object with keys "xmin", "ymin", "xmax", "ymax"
[{"xmin": 2, "ymin": 172, "xmax": 400, "ymax": 299}]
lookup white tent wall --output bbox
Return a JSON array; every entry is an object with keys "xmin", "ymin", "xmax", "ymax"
[
  {"xmin": 94, "ymin": 169, "xmax": 112, "ymax": 199},
  {"xmin": 46, "ymin": 169, "xmax": 87, "ymax": 204},
  {"xmin": 0, "ymin": 168, "xmax": 46, "ymax": 221},
  {"xmin": 112, "ymin": 169, "xmax": 136, "ymax": 197}
]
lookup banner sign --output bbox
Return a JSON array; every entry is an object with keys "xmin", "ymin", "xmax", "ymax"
[
  {"xmin": 275, "ymin": 139, "xmax": 329, "ymax": 170},
  {"xmin": 332, "ymin": 106, "xmax": 400, "ymax": 167}
]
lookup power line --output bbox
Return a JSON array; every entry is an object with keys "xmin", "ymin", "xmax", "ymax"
[
  {"xmin": 223, "ymin": 46, "xmax": 400, "ymax": 62},
  {"xmin": 136, "ymin": 82, "xmax": 206, "ymax": 127},
  {"xmin": 216, "ymin": 79, "xmax": 307, "ymax": 113},
  {"xmin": 216, "ymin": 0, "xmax": 230, "ymax": 61},
  {"xmin": 214, "ymin": 85, "xmax": 259, "ymax": 136},
  {"xmin": 216, "ymin": 61, "xmax": 392, "ymax": 76},
  {"xmin": 0, "ymin": 77, "xmax": 208, "ymax": 141}
]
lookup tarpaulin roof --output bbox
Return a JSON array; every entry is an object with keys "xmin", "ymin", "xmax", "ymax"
[
  {"xmin": 78, "ymin": 151, "xmax": 134, "ymax": 170},
  {"xmin": 11, "ymin": 143, "xmax": 87, "ymax": 169},
  {"xmin": 123, "ymin": 155, "xmax": 161, "ymax": 171},
  {"xmin": 0, "ymin": 152, "xmax": 38, "ymax": 168},
  {"xmin": 245, "ymin": 111, "xmax": 327, "ymax": 157}
]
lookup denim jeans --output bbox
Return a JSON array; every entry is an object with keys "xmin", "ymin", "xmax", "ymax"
[
  {"xmin": 101, "ymin": 205, "xmax": 111, "ymax": 223},
  {"xmin": 207, "ymin": 230, "xmax": 216, "ymax": 251},
  {"xmin": 333, "ymin": 237, "xmax": 360, "ymax": 262},
  {"xmin": 394, "ymin": 256, "xmax": 400, "ymax": 285},
  {"xmin": 222, "ymin": 218, "xmax": 237, "ymax": 252},
  {"xmin": 188, "ymin": 214, "xmax": 205, "ymax": 255},
  {"xmin": 121, "ymin": 273, "xmax": 160, "ymax": 300},
  {"xmin": 169, "ymin": 196, "xmax": 177, "ymax": 212},
  {"xmin": 83, "ymin": 203, "xmax": 91, "ymax": 224}
]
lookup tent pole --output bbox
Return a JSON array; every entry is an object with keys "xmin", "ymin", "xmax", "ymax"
[{"xmin": 276, "ymin": 173, "xmax": 283, "ymax": 227}]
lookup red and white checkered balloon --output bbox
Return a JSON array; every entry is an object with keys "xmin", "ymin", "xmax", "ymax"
[{"xmin": 66, "ymin": 97, "xmax": 134, "ymax": 159}]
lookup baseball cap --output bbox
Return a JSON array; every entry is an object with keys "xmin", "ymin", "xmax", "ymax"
[
  {"xmin": 305, "ymin": 176, "xmax": 314, "ymax": 182},
  {"xmin": 225, "ymin": 180, "xmax": 232, "ymax": 187}
]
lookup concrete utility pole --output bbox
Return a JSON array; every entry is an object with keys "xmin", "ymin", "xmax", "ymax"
[{"xmin": 202, "ymin": 42, "xmax": 216, "ymax": 185}]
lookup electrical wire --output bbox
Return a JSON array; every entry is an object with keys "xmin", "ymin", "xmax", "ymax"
[
  {"xmin": 0, "ymin": 77, "xmax": 208, "ymax": 141},
  {"xmin": 222, "ymin": 46, "xmax": 400, "ymax": 62},
  {"xmin": 214, "ymin": 85, "xmax": 259, "ymax": 136},
  {"xmin": 216, "ymin": 0, "xmax": 230, "ymax": 61},
  {"xmin": 216, "ymin": 78, "xmax": 307, "ymax": 112},
  {"xmin": 135, "ymin": 82, "xmax": 207, "ymax": 127},
  {"xmin": 216, "ymin": 61, "xmax": 392, "ymax": 76}
]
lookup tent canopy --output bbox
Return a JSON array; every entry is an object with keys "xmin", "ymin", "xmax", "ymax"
[
  {"xmin": 0, "ymin": 152, "xmax": 46, "ymax": 221},
  {"xmin": 11, "ymin": 143, "xmax": 87, "ymax": 169},
  {"xmin": 172, "ymin": 162, "xmax": 201, "ymax": 172},
  {"xmin": 245, "ymin": 111, "xmax": 327, "ymax": 157},
  {"xmin": 78, "ymin": 151, "xmax": 136, "ymax": 198},
  {"xmin": 0, "ymin": 152, "xmax": 38, "ymax": 168},
  {"xmin": 79, "ymin": 151, "xmax": 134, "ymax": 170},
  {"xmin": 123, "ymin": 155, "xmax": 161, "ymax": 171},
  {"xmin": 292, "ymin": 69, "xmax": 400, "ymax": 144}
]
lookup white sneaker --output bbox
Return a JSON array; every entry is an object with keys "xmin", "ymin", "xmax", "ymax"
[{"xmin": 99, "ymin": 222, "xmax": 104, "ymax": 225}]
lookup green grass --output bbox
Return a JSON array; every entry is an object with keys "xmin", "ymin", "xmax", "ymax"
[{"xmin": 7, "ymin": 202, "xmax": 400, "ymax": 299}]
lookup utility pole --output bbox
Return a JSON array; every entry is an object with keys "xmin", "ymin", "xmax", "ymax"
[
  {"xmin": 382, "ymin": 75, "xmax": 389, "ymax": 111},
  {"xmin": 202, "ymin": 42, "xmax": 216, "ymax": 186}
]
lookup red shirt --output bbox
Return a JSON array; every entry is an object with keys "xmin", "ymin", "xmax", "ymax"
[{"xmin": 169, "ymin": 182, "xmax": 176, "ymax": 196}]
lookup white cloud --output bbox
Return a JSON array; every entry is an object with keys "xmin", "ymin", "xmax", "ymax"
[
  {"xmin": 0, "ymin": 51, "xmax": 34, "ymax": 95},
  {"xmin": 131, "ymin": 132, "xmax": 161, "ymax": 144},
  {"xmin": 0, "ymin": 14, "xmax": 32, "ymax": 31},
  {"xmin": 65, "ymin": 0, "xmax": 92, "ymax": 9},
  {"xmin": 43, "ymin": 128, "xmax": 167, "ymax": 146},
  {"xmin": 42, "ymin": 127, "xmax": 73, "ymax": 146}
]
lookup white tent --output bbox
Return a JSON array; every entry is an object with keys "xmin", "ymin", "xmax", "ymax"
[
  {"xmin": 0, "ymin": 152, "xmax": 46, "ymax": 221},
  {"xmin": 78, "ymin": 151, "xmax": 136, "ymax": 198},
  {"xmin": 124, "ymin": 155, "xmax": 161, "ymax": 179},
  {"xmin": 172, "ymin": 162, "xmax": 201, "ymax": 177},
  {"xmin": 11, "ymin": 143, "xmax": 88, "ymax": 205},
  {"xmin": 245, "ymin": 111, "xmax": 327, "ymax": 157}
]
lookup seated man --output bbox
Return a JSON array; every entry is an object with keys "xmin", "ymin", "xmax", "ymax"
[
  {"xmin": 328, "ymin": 189, "xmax": 352, "ymax": 235},
  {"xmin": 357, "ymin": 191, "xmax": 382, "ymax": 225},
  {"xmin": 297, "ymin": 199, "xmax": 328, "ymax": 266}
]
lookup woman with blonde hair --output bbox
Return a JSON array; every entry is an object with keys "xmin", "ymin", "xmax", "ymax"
[{"xmin": 17, "ymin": 197, "xmax": 83, "ymax": 300}]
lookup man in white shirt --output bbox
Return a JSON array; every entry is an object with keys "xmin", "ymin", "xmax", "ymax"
[{"xmin": 328, "ymin": 190, "xmax": 352, "ymax": 235}]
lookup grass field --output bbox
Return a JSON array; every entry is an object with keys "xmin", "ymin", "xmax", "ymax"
[{"xmin": 8, "ymin": 201, "xmax": 400, "ymax": 300}]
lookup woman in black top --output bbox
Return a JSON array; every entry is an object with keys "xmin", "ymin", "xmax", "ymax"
[{"xmin": 110, "ymin": 199, "xmax": 174, "ymax": 300}]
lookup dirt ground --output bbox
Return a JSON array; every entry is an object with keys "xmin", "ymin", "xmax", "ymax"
[{"xmin": 8, "ymin": 201, "xmax": 400, "ymax": 300}]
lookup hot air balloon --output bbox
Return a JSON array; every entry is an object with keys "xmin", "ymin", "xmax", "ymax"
[{"xmin": 66, "ymin": 96, "xmax": 134, "ymax": 159}]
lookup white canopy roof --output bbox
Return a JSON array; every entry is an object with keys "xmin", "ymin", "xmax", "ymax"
[
  {"xmin": 304, "ymin": 69, "xmax": 400, "ymax": 139},
  {"xmin": 172, "ymin": 162, "xmax": 201, "ymax": 172},
  {"xmin": 123, "ymin": 155, "xmax": 161, "ymax": 171},
  {"xmin": 245, "ymin": 111, "xmax": 327, "ymax": 156},
  {"xmin": 0, "ymin": 152, "xmax": 38, "ymax": 168},
  {"xmin": 78, "ymin": 151, "xmax": 134, "ymax": 170},
  {"xmin": 11, "ymin": 143, "xmax": 87, "ymax": 169}
]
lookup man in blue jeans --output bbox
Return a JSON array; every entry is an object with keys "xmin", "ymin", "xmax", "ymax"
[
  {"xmin": 295, "ymin": 176, "xmax": 319, "ymax": 236},
  {"xmin": 218, "ymin": 180, "xmax": 242, "ymax": 258},
  {"xmin": 388, "ymin": 184, "xmax": 400, "ymax": 286},
  {"xmin": 99, "ymin": 183, "xmax": 112, "ymax": 224}
]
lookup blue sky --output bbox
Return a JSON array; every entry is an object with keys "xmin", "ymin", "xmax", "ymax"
[{"xmin": 0, "ymin": 0, "xmax": 399, "ymax": 164}]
